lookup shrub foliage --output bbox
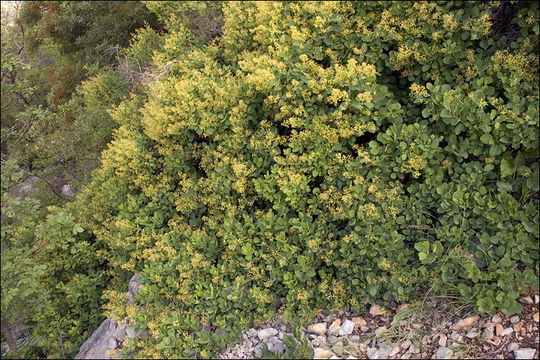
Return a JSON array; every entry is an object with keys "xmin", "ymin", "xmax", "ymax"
[
  {"xmin": 2, "ymin": 1, "xmax": 538, "ymax": 359},
  {"xmin": 70, "ymin": 1, "xmax": 539, "ymax": 358}
]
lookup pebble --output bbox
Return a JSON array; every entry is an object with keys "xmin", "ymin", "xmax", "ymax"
[
  {"xmin": 487, "ymin": 336, "xmax": 501, "ymax": 346},
  {"xmin": 329, "ymin": 319, "xmax": 341, "ymax": 336},
  {"xmin": 535, "ymin": 295, "xmax": 539, "ymax": 304},
  {"xmin": 370, "ymin": 343, "xmax": 393, "ymax": 359},
  {"xmin": 339, "ymin": 320, "xmax": 355, "ymax": 336},
  {"xmin": 495, "ymin": 323, "xmax": 504, "ymax": 336},
  {"xmin": 401, "ymin": 339, "xmax": 412, "ymax": 349},
  {"xmin": 374, "ymin": 327, "xmax": 387, "ymax": 337},
  {"xmin": 390, "ymin": 345, "xmax": 401, "ymax": 357},
  {"xmin": 533, "ymin": 312, "xmax": 539, "ymax": 322},
  {"xmin": 491, "ymin": 314, "xmax": 502, "ymax": 323},
  {"xmin": 483, "ymin": 326, "xmax": 494, "ymax": 340},
  {"xmin": 500, "ymin": 327, "xmax": 513, "ymax": 337},
  {"xmin": 369, "ymin": 304, "xmax": 384, "ymax": 316},
  {"xmin": 434, "ymin": 347, "xmax": 453, "ymax": 359},
  {"xmin": 360, "ymin": 326, "xmax": 370, "ymax": 332},
  {"xmin": 466, "ymin": 330, "xmax": 477, "ymax": 338},
  {"xmin": 510, "ymin": 315, "xmax": 519, "ymax": 324},
  {"xmin": 309, "ymin": 323, "xmax": 328, "ymax": 336},
  {"xmin": 330, "ymin": 355, "xmax": 340, "ymax": 360},
  {"xmin": 366, "ymin": 347, "xmax": 377, "ymax": 358},
  {"xmin": 438, "ymin": 334, "xmax": 447, "ymax": 347},
  {"xmin": 507, "ymin": 343, "xmax": 519, "ymax": 351},
  {"xmin": 515, "ymin": 348, "xmax": 537, "ymax": 359},
  {"xmin": 352, "ymin": 316, "xmax": 367, "ymax": 328},
  {"xmin": 408, "ymin": 344, "xmax": 420, "ymax": 354},
  {"xmin": 314, "ymin": 347, "xmax": 334, "ymax": 359},
  {"xmin": 518, "ymin": 296, "xmax": 533, "ymax": 304},
  {"xmin": 454, "ymin": 315, "xmax": 480, "ymax": 330},
  {"xmin": 258, "ymin": 328, "xmax": 278, "ymax": 340}
]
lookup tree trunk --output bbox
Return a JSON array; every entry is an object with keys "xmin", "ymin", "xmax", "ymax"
[{"xmin": 1, "ymin": 320, "xmax": 20, "ymax": 359}]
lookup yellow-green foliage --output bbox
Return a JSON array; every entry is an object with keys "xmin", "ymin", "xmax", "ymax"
[{"xmin": 69, "ymin": 1, "xmax": 538, "ymax": 358}]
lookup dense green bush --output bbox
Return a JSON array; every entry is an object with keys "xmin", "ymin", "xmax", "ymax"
[{"xmin": 67, "ymin": 1, "xmax": 538, "ymax": 358}]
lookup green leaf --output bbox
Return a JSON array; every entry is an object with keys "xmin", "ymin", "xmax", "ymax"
[
  {"xmin": 500, "ymin": 157, "xmax": 514, "ymax": 178},
  {"xmin": 480, "ymin": 133, "xmax": 493, "ymax": 144}
]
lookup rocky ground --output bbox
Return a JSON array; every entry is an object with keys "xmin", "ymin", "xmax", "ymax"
[{"xmin": 217, "ymin": 293, "xmax": 539, "ymax": 359}]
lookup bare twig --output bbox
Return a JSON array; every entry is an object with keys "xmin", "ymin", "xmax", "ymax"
[{"xmin": 56, "ymin": 323, "xmax": 65, "ymax": 359}]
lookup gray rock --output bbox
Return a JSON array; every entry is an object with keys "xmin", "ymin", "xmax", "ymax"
[
  {"xmin": 75, "ymin": 318, "xmax": 117, "ymax": 359},
  {"xmin": 374, "ymin": 326, "xmax": 387, "ymax": 337},
  {"xmin": 370, "ymin": 343, "xmax": 393, "ymax": 359},
  {"xmin": 331, "ymin": 341, "xmax": 344, "ymax": 356},
  {"xmin": 61, "ymin": 184, "xmax": 74, "ymax": 197},
  {"xmin": 107, "ymin": 338, "xmax": 117, "ymax": 350},
  {"xmin": 247, "ymin": 329, "xmax": 258, "ymax": 338},
  {"xmin": 500, "ymin": 327, "xmax": 513, "ymax": 337},
  {"xmin": 483, "ymin": 326, "xmax": 493, "ymax": 340},
  {"xmin": 518, "ymin": 296, "xmax": 534, "ymax": 305},
  {"xmin": 507, "ymin": 343, "xmax": 519, "ymax": 352},
  {"xmin": 366, "ymin": 348, "xmax": 377, "ymax": 358},
  {"xmin": 401, "ymin": 339, "xmax": 412, "ymax": 349},
  {"xmin": 510, "ymin": 315, "xmax": 519, "ymax": 324},
  {"xmin": 491, "ymin": 314, "xmax": 502, "ymax": 323},
  {"xmin": 434, "ymin": 347, "xmax": 453, "ymax": 359},
  {"xmin": 267, "ymin": 337, "xmax": 286, "ymax": 354},
  {"xmin": 465, "ymin": 330, "xmax": 477, "ymax": 338},
  {"xmin": 515, "ymin": 348, "xmax": 537, "ymax": 359},
  {"xmin": 258, "ymin": 328, "xmax": 278, "ymax": 341},
  {"xmin": 339, "ymin": 319, "xmax": 355, "ymax": 336}
]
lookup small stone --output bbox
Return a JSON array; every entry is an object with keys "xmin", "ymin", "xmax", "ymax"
[
  {"xmin": 331, "ymin": 341, "xmax": 344, "ymax": 356},
  {"xmin": 491, "ymin": 314, "xmax": 502, "ymax": 323},
  {"xmin": 500, "ymin": 327, "xmax": 513, "ymax": 337},
  {"xmin": 487, "ymin": 336, "xmax": 501, "ymax": 346},
  {"xmin": 360, "ymin": 326, "xmax": 370, "ymax": 333},
  {"xmin": 352, "ymin": 317, "xmax": 367, "ymax": 328},
  {"xmin": 535, "ymin": 295, "xmax": 539, "ymax": 304},
  {"xmin": 349, "ymin": 335, "xmax": 360, "ymax": 342},
  {"xmin": 401, "ymin": 339, "xmax": 412, "ymax": 349},
  {"xmin": 454, "ymin": 315, "xmax": 480, "ymax": 330},
  {"xmin": 329, "ymin": 319, "xmax": 342, "ymax": 336},
  {"xmin": 409, "ymin": 344, "xmax": 420, "ymax": 354},
  {"xmin": 374, "ymin": 327, "xmax": 387, "ymax": 337},
  {"xmin": 258, "ymin": 328, "xmax": 278, "ymax": 340},
  {"xmin": 369, "ymin": 304, "xmax": 383, "ymax": 316},
  {"xmin": 309, "ymin": 323, "xmax": 328, "ymax": 336},
  {"xmin": 507, "ymin": 343, "xmax": 519, "ymax": 352},
  {"xmin": 278, "ymin": 331, "xmax": 284, "ymax": 340},
  {"xmin": 366, "ymin": 348, "xmax": 377, "ymax": 358},
  {"xmin": 532, "ymin": 312, "xmax": 539, "ymax": 322},
  {"xmin": 370, "ymin": 343, "xmax": 393, "ymax": 359},
  {"xmin": 495, "ymin": 323, "xmax": 503, "ymax": 336},
  {"xmin": 328, "ymin": 335, "xmax": 339, "ymax": 344},
  {"xmin": 466, "ymin": 331, "xmax": 477, "ymax": 339},
  {"xmin": 339, "ymin": 320, "xmax": 355, "ymax": 336},
  {"xmin": 390, "ymin": 346, "xmax": 401, "ymax": 357},
  {"xmin": 330, "ymin": 355, "xmax": 340, "ymax": 360},
  {"xmin": 510, "ymin": 315, "xmax": 519, "ymax": 324},
  {"xmin": 434, "ymin": 347, "xmax": 453, "ymax": 359},
  {"xmin": 514, "ymin": 322, "xmax": 523, "ymax": 332},
  {"xmin": 438, "ymin": 334, "xmax": 447, "ymax": 347},
  {"xmin": 515, "ymin": 348, "xmax": 537, "ymax": 359},
  {"xmin": 519, "ymin": 296, "xmax": 534, "ymax": 305},
  {"xmin": 314, "ymin": 347, "xmax": 334, "ymax": 359},
  {"xmin": 483, "ymin": 326, "xmax": 494, "ymax": 340},
  {"xmin": 247, "ymin": 329, "xmax": 258, "ymax": 337}
]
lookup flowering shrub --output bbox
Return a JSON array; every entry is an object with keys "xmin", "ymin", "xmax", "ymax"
[{"xmin": 71, "ymin": 1, "xmax": 538, "ymax": 358}]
